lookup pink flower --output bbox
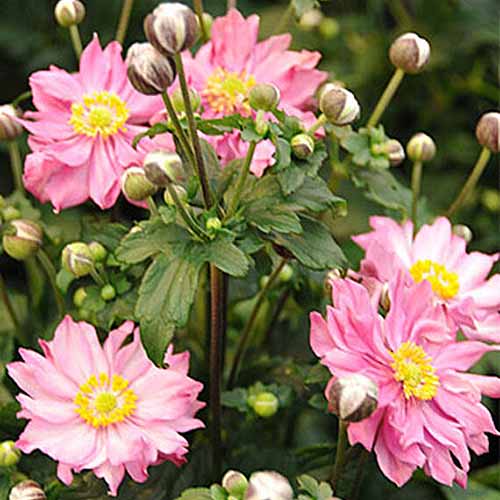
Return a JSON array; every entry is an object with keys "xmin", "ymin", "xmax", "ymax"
[
  {"xmin": 352, "ymin": 216, "xmax": 500, "ymax": 342},
  {"xmin": 21, "ymin": 35, "xmax": 162, "ymax": 211},
  {"xmin": 7, "ymin": 316, "xmax": 204, "ymax": 496},
  {"xmin": 310, "ymin": 275, "xmax": 500, "ymax": 487},
  {"xmin": 178, "ymin": 8, "xmax": 327, "ymax": 177}
]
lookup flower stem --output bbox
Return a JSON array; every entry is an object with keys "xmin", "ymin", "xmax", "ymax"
[
  {"xmin": 0, "ymin": 273, "xmax": 24, "ymax": 342},
  {"xmin": 227, "ymin": 258, "xmax": 287, "ymax": 389},
  {"xmin": 165, "ymin": 183, "xmax": 205, "ymax": 239},
  {"xmin": 69, "ymin": 25, "xmax": 83, "ymax": 59},
  {"xmin": 8, "ymin": 141, "xmax": 24, "ymax": 195},
  {"xmin": 308, "ymin": 114, "xmax": 327, "ymax": 135},
  {"xmin": 193, "ymin": 0, "xmax": 209, "ymax": 43},
  {"xmin": 90, "ymin": 267, "xmax": 106, "ymax": 287},
  {"xmin": 225, "ymin": 141, "xmax": 256, "ymax": 220},
  {"xmin": 411, "ymin": 160, "xmax": 423, "ymax": 227},
  {"xmin": 349, "ymin": 450, "xmax": 369, "ymax": 500},
  {"xmin": 37, "ymin": 249, "xmax": 65, "ymax": 318},
  {"xmin": 330, "ymin": 419, "xmax": 348, "ymax": 493},
  {"xmin": 173, "ymin": 53, "xmax": 213, "ymax": 209},
  {"xmin": 12, "ymin": 90, "xmax": 32, "ymax": 107},
  {"xmin": 366, "ymin": 68, "xmax": 405, "ymax": 128},
  {"xmin": 116, "ymin": 0, "xmax": 135, "ymax": 45},
  {"xmin": 445, "ymin": 147, "xmax": 492, "ymax": 218},
  {"xmin": 146, "ymin": 197, "xmax": 159, "ymax": 217}
]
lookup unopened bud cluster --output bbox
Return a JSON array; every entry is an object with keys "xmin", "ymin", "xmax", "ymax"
[
  {"xmin": 389, "ymin": 32, "xmax": 430, "ymax": 74},
  {"xmin": 54, "ymin": 0, "xmax": 85, "ymax": 28},
  {"xmin": 9, "ymin": 480, "xmax": 46, "ymax": 500},
  {"xmin": 406, "ymin": 133, "xmax": 436, "ymax": 162},
  {"xmin": 0, "ymin": 440, "xmax": 21, "ymax": 467},
  {"xmin": 291, "ymin": 134, "xmax": 315, "ymax": 159},
  {"xmin": 171, "ymin": 87, "xmax": 201, "ymax": 114},
  {"xmin": 143, "ymin": 151, "xmax": 185, "ymax": 186},
  {"xmin": 475, "ymin": 112, "xmax": 500, "ymax": 153},
  {"xmin": 121, "ymin": 167, "xmax": 157, "ymax": 201},
  {"xmin": 61, "ymin": 242, "xmax": 94, "ymax": 277},
  {"xmin": 0, "ymin": 105, "xmax": 23, "ymax": 142},
  {"xmin": 2, "ymin": 220, "xmax": 43, "ymax": 261},
  {"xmin": 249, "ymin": 84, "xmax": 280, "ymax": 112},
  {"xmin": 319, "ymin": 84, "xmax": 360, "ymax": 126}
]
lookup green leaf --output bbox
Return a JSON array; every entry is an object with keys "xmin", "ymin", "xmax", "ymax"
[
  {"xmin": 83, "ymin": 221, "xmax": 129, "ymax": 250},
  {"xmin": 132, "ymin": 121, "xmax": 170, "ymax": 147},
  {"xmin": 440, "ymin": 480, "xmax": 500, "ymax": 500},
  {"xmin": 305, "ymin": 363, "xmax": 331, "ymax": 385},
  {"xmin": 139, "ymin": 319, "xmax": 175, "ymax": 369},
  {"xmin": 292, "ymin": 0, "xmax": 319, "ymax": 17},
  {"xmin": 249, "ymin": 208, "xmax": 302, "ymax": 234},
  {"xmin": 277, "ymin": 163, "xmax": 306, "ymax": 195},
  {"xmin": 287, "ymin": 177, "xmax": 347, "ymax": 214},
  {"xmin": 174, "ymin": 488, "xmax": 213, "ymax": 500},
  {"xmin": 297, "ymin": 475, "xmax": 319, "ymax": 496},
  {"xmin": 195, "ymin": 114, "xmax": 242, "ymax": 135},
  {"xmin": 222, "ymin": 388, "xmax": 249, "ymax": 412},
  {"xmin": 210, "ymin": 484, "xmax": 228, "ymax": 500},
  {"xmin": 56, "ymin": 268, "xmax": 75, "ymax": 294},
  {"xmin": 204, "ymin": 238, "xmax": 250, "ymax": 278},
  {"xmin": 342, "ymin": 131, "xmax": 370, "ymax": 155},
  {"xmin": 308, "ymin": 393, "xmax": 328, "ymax": 412},
  {"xmin": 273, "ymin": 138, "xmax": 292, "ymax": 171},
  {"xmin": 82, "ymin": 286, "xmax": 106, "ymax": 313},
  {"xmin": 472, "ymin": 464, "xmax": 500, "ymax": 490}
]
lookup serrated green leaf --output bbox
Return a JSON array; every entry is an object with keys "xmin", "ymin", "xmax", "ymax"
[
  {"xmin": 204, "ymin": 239, "xmax": 250, "ymax": 278},
  {"xmin": 139, "ymin": 319, "xmax": 175, "ymax": 368},
  {"xmin": 287, "ymin": 177, "xmax": 346, "ymax": 213},
  {"xmin": 297, "ymin": 474, "xmax": 319, "ymax": 496},
  {"xmin": 274, "ymin": 138, "xmax": 292, "ymax": 171},
  {"xmin": 305, "ymin": 363, "xmax": 331, "ymax": 384},
  {"xmin": 249, "ymin": 208, "xmax": 302, "ymax": 234},
  {"xmin": 277, "ymin": 163, "xmax": 306, "ymax": 195},
  {"xmin": 222, "ymin": 388, "xmax": 250, "ymax": 412},
  {"xmin": 342, "ymin": 131, "xmax": 370, "ymax": 155},
  {"xmin": 56, "ymin": 268, "xmax": 75, "ymax": 294},
  {"xmin": 132, "ymin": 121, "xmax": 170, "ymax": 147},
  {"xmin": 195, "ymin": 114, "xmax": 242, "ymax": 135},
  {"xmin": 83, "ymin": 221, "xmax": 129, "ymax": 250}
]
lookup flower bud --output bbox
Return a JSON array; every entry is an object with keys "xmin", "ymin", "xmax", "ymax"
[
  {"xmin": 126, "ymin": 43, "xmax": 177, "ymax": 96},
  {"xmin": 299, "ymin": 9, "xmax": 324, "ymax": 31},
  {"xmin": 2, "ymin": 220, "xmax": 43, "ymax": 261},
  {"xmin": 278, "ymin": 263, "xmax": 294, "ymax": 283},
  {"xmin": 121, "ymin": 167, "xmax": 157, "ymax": 201},
  {"xmin": 88, "ymin": 241, "xmax": 107, "ymax": 262},
  {"xmin": 9, "ymin": 480, "xmax": 46, "ymax": 500},
  {"xmin": 245, "ymin": 471, "xmax": 293, "ymax": 500},
  {"xmin": 481, "ymin": 188, "xmax": 500, "ymax": 212},
  {"xmin": 475, "ymin": 112, "xmax": 500, "ymax": 153},
  {"xmin": 61, "ymin": 242, "xmax": 94, "ymax": 278},
  {"xmin": 144, "ymin": 3, "xmax": 199, "ymax": 56},
  {"xmin": 54, "ymin": 0, "xmax": 85, "ymax": 28},
  {"xmin": 327, "ymin": 374, "xmax": 378, "ymax": 423},
  {"xmin": 452, "ymin": 224, "xmax": 473, "ymax": 244},
  {"xmin": 206, "ymin": 217, "xmax": 222, "ymax": 232},
  {"xmin": 319, "ymin": 84, "xmax": 360, "ymax": 126},
  {"xmin": 143, "ymin": 151, "xmax": 185, "ymax": 186},
  {"xmin": 389, "ymin": 32, "xmax": 430, "ymax": 74},
  {"xmin": 2, "ymin": 206, "xmax": 21, "ymax": 222},
  {"xmin": 171, "ymin": 87, "xmax": 202, "ymax": 114},
  {"xmin": 0, "ymin": 441, "xmax": 21, "ymax": 467},
  {"xmin": 385, "ymin": 139, "xmax": 405, "ymax": 166},
  {"xmin": 222, "ymin": 470, "xmax": 248, "ymax": 497},
  {"xmin": 291, "ymin": 133, "xmax": 315, "ymax": 160},
  {"xmin": 248, "ymin": 84, "xmax": 280, "ymax": 112},
  {"xmin": 319, "ymin": 18, "xmax": 340, "ymax": 39},
  {"xmin": 251, "ymin": 392, "xmax": 279, "ymax": 418},
  {"xmin": 101, "ymin": 284, "xmax": 116, "ymax": 302},
  {"xmin": 0, "ymin": 105, "xmax": 23, "ymax": 142},
  {"xmin": 406, "ymin": 132, "xmax": 436, "ymax": 162},
  {"xmin": 73, "ymin": 287, "xmax": 87, "ymax": 308},
  {"xmin": 164, "ymin": 184, "xmax": 188, "ymax": 206}
]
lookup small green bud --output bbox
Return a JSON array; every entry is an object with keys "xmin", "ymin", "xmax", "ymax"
[
  {"xmin": 78, "ymin": 308, "xmax": 91, "ymax": 321},
  {"xmin": 251, "ymin": 392, "xmax": 279, "ymax": 418},
  {"xmin": 144, "ymin": 151, "xmax": 185, "ymax": 186},
  {"xmin": 389, "ymin": 32, "xmax": 430, "ymax": 74},
  {"xmin": 88, "ymin": 241, "xmax": 107, "ymax": 262},
  {"xmin": 248, "ymin": 83, "xmax": 280, "ymax": 112},
  {"xmin": 2, "ymin": 206, "xmax": 21, "ymax": 222},
  {"xmin": 481, "ymin": 188, "xmax": 500, "ymax": 212},
  {"xmin": 259, "ymin": 275, "xmax": 270, "ymax": 289},
  {"xmin": 62, "ymin": 242, "xmax": 94, "ymax": 278},
  {"xmin": 54, "ymin": 0, "xmax": 85, "ymax": 28},
  {"xmin": 206, "ymin": 217, "xmax": 222, "ymax": 232},
  {"xmin": 0, "ymin": 440, "xmax": 21, "ymax": 467},
  {"xmin": 171, "ymin": 87, "xmax": 202, "ymax": 114},
  {"xmin": 278, "ymin": 263, "xmax": 294, "ymax": 283},
  {"xmin": 0, "ymin": 105, "xmax": 23, "ymax": 142},
  {"xmin": 319, "ymin": 84, "xmax": 360, "ymax": 126},
  {"xmin": 222, "ymin": 470, "xmax": 248, "ymax": 497},
  {"xmin": 163, "ymin": 185, "xmax": 188, "ymax": 206},
  {"xmin": 9, "ymin": 480, "xmax": 46, "ymax": 500},
  {"xmin": 406, "ymin": 133, "xmax": 436, "ymax": 162},
  {"xmin": 121, "ymin": 167, "xmax": 157, "ymax": 201},
  {"xmin": 2, "ymin": 220, "xmax": 43, "ymax": 261},
  {"xmin": 291, "ymin": 133, "xmax": 315, "ymax": 160},
  {"xmin": 475, "ymin": 112, "xmax": 500, "ymax": 153},
  {"xmin": 73, "ymin": 287, "xmax": 87, "ymax": 308},
  {"xmin": 100, "ymin": 284, "xmax": 116, "ymax": 302},
  {"xmin": 319, "ymin": 17, "xmax": 340, "ymax": 39}
]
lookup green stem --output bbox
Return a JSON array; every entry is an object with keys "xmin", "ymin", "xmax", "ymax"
[
  {"xmin": 225, "ymin": 141, "xmax": 257, "ymax": 220},
  {"xmin": 174, "ymin": 53, "xmax": 212, "ymax": 209},
  {"xmin": 227, "ymin": 258, "xmax": 287, "ymax": 389},
  {"xmin": 366, "ymin": 68, "xmax": 405, "ymax": 128},
  {"xmin": 8, "ymin": 141, "xmax": 24, "ymax": 194},
  {"xmin": 165, "ymin": 183, "xmax": 205, "ymax": 239},
  {"xmin": 274, "ymin": 3, "xmax": 294, "ymax": 35},
  {"xmin": 330, "ymin": 419, "xmax": 348, "ymax": 493},
  {"xmin": 193, "ymin": 0, "xmax": 209, "ymax": 43},
  {"xmin": 411, "ymin": 161, "xmax": 423, "ymax": 227},
  {"xmin": 147, "ymin": 197, "xmax": 159, "ymax": 217},
  {"xmin": 116, "ymin": 0, "xmax": 135, "ymax": 45},
  {"xmin": 349, "ymin": 450, "xmax": 369, "ymax": 500},
  {"xmin": 308, "ymin": 114, "xmax": 327, "ymax": 135},
  {"xmin": 0, "ymin": 273, "xmax": 23, "ymax": 342},
  {"xmin": 12, "ymin": 91, "xmax": 32, "ymax": 107},
  {"xmin": 69, "ymin": 25, "xmax": 83, "ymax": 59},
  {"xmin": 90, "ymin": 267, "xmax": 106, "ymax": 287},
  {"xmin": 446, "ymin": 147, "xmax": 492, "ymax": 218},
  {"xmin": 37, "ymin": 249, "xmax": 65, "ymax": 318}
]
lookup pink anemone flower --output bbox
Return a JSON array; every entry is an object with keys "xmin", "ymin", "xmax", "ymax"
[
  {"xmin": 7, "ymin": 316, "xmax": 204, "ymax": 496},
  {"xmin": 352, "ymin": 216, "xmax": 500, "ymax": 342},
  {"xmin": 310, "ymin": 275, "xmax": 500, "ymax": 487},
  {"xmin": 21, "ymin": 35, "xmax": 162, "ymax": 211}
]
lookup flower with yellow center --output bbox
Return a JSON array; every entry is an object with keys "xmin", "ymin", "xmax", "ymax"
[
  {"xmin": 202, "ymin": 68, "xmax": 256, "ymax": 115},
  {"xmin": 69, "ymin": 91, "xmax": 130, "ymax": 138},
  {"xmin": 74, "ymin": 372, "xmax": 137, "ymax": 428},
  {"xmin": 409, "ymin": 259, "xmax": 460, "ymax": 300},
  {"xmin": 390, "ymin": 341, "xmax": 439, "ymax": 400}
]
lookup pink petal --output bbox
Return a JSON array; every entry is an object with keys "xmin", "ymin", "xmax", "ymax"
[{"xmin": 433, "ymin": 341, "xmax": 500, "ymax": 371}]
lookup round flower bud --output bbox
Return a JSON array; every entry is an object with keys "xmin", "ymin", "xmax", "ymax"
[
  {"xmin": 389, "ymin": 32, "xmax": 430, "ymax": 74},
  {"xmin": 319, "ymin": 18, "xmax": 340, "ymax": 40},
  {"xmin": 61, "ymin": 242, "xmax": 94, "ymax": 278},
  {"xmin": 327, "ymin": 374, "xmax": 378, "ymax": 423},
  {"xmin": 298, "ymin": 9, "xmax": 324, "ymax": 31},
  {"xmin": 101, "ymin": 284, "xmax": 116, "ymax": 302},
  {"xmin": 73, "ymin": 287, "xmax": 87, "ymax": 308},
  {"xmin": 144, "ymin": 3, "xmax": 199, "ymax": 57},
  {"xmin": 291, "ymin": 133, "xmax": 315, "ymax": 160},
  {"xmin": 206, "ymin": 217, "xmax": 222, "ymax": 232},
  {"xmin": 163, "ymin": 184, "xmax": 188, "ymax": 206},
  {"xmin": 0, "ymin": 441, "xmax": 21, "ymax": 467},
  {"xmin": 126, "ymin": 43, "xmax": 177, "ymax": 96},
  {"xmin": 452, "ymin": 224, "xmax": 473, "ymax": 244},
  {"xmin": 54, "ymin": 0, "xmax": 85, "ymax": 28},
  {"xmin": 248, "ymin": 84, "xmax": 281, "ymax": 112},
  {"xmin": 2, "ymin": 206, "xmax": 21, "ymax": 222},
  {"xmin": 171, "ymin": 87, "xmax": 202, "ymax": 114},
  {"xmin": 143, "ymin": 151, "xmax": 185, "ymax": 186},
  {"xmin": 121, "ymin": 167, "xmax": 157, "ymax": 201},
  {"xmin": 406, "ymin": 133, "xmax": 436, "ymax": 162},
  {"xmin": 222, "ymin": 470, "xmax": 248, "ymax": 497},
  {"xmin": 9, "ymin": 480, "xmax": 46, "ymax": 500},
  {"xmin": 251, "ymin": 392, "xmax": 279, "ymax": 418},
  {"xmin": 319, "ymin": 84, "xmax": 360, "ymax": 126},
  {"xmin": 278, "ymin": 263, "xmax": 294, "ymax": 283},
  {"xmin": 88, "ymin": 241, "xmax": 107, "ymax": 262},
  {"xmin": 0, "ymin": 105, "xmax": 23, "ymax": 142},
  {"xmin": 475, "ymin": 112, "xmax": 500, "ymax": 153},
  {"xmin": 245, "ymin": 471, "xmax": 293, "ymax": 500},
  {"xmin": 2, "ymin": 220, "xmax": 43, "ymax": 261},
  {"xmin": 385, "ymin": 139, "xmax": 405, "ymax": 166},
  {"xmin": 481, "ymin": 188, "xmax": 500, "ymax": 212}
]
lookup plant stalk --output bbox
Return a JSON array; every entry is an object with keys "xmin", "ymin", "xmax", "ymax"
[
  {"xmin": 193, "ymin": 0, "xmax": 209, "ymax": 43},
  {"xmin": 411, "ymin": 160, "xmax": 423, "ymax": 227},
  {"xmin": 308, "ymin": 114, "xmax": 327, "ymax": 136},
  {"xmin": 116, "ymin": 0, "xmax": 135, "ymax": 45},
  {"xmin": 0, "ymin": 273, "xmax": 23, "ymax": 342},
  {"xmin": 69, "ymin": 25, "xmax": 83, "ymax": 59},
  {"xmin": 147, "ymin": 197, "xmax": 159, "ymax": 217},
  {"xmin": 165, "ymin": 183, "xmax": 205, "ymax": 239},
  {"xmin": 330, "ymin": 419, "xmax": 348, "ymax": 493},
  {"xmin": 36, "ymin": 249, "xmax": 65, "ymax": 318},
  {"xmin": 8, "ymin": 141, "xmax": 24, "ymax": 194}
]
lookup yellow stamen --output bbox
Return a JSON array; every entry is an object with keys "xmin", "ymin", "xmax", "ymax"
[
  {"xmin": 69, "ymin": 91, "xmax": 129, "ymax": 138},
  {"xmin": 390, "ymin": 341, "xmax": 439, "ymax": 400},
  {"xmin": 409, "ymin": 259, "xmax": 460, "ymax": 299}
]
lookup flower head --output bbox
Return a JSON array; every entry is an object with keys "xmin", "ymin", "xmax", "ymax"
[{"xmin": 7, "ymin": 316, "xmax": 204, "ymax": 496}]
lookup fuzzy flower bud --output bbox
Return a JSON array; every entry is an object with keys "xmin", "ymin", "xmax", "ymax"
[
  {"xmin": 88, "ymin": 241, "xmax": 107, "ymax": 262},
  {"xmin": 245, "ymin": 471, "xmax": 293, "ymax": 500},
  {"xmin": 0, "ymin": 441, "xmax": 21, "ymax": 467},
  {"xmin": 2, "ymin": 207, "xmax": 21, "ymax": 222},
  {"xmin": 206, "ymin": 217, "xmax": 222, "ymax": 232},
  {"xmin": 171, "ymin": 87, "xmax": 202, "ymax": 114},
  {"xmin": 0, "ymin": 105, "xmax": 23, "ymax": 142},
  {"xmin": 222, "ymin": 470, "xmax": 249, "ymax": 497},
  {"xmin": 73, "ymin": 287, "xmax": 87, "ymax": 308},
  {"xmin": 144, "ymin": 3, "xmax": 199, "ymax": 56},
  {"xmin": 452, "ymin": 224, "xmax": 473, "ymax": 243},
  {"xmin": 164, "ymin": 185, "xmax": 188, "ymax": 206},
  {"xmin": 278, "ymin": 263, "xmax": 294, "ymax": 283},
  {"xmin": 475, "ymin": 112, "xmax": 500, "ymax": 153},
  {"xmin": 144, "ymin": 151, "xmax": 185, "ymax": 186},
  {"xmin": 101, "ymin": 284, "xmax": 116, "ymax": 302},
  {"xmin": 327, "ymin": 374, "xmax": 378, "ymax": 423},
  {"xmin": 121, "ymin": 167, "xmax": 157, "ymax": 201},
  {"xmin": 54, "ymin": 0, "xmax": 85, "ymax": 28},
  {"xmin": 126, "ymin": 43, "xmax": 176, "ymax": 96},
  {"xmin": 248, "ymin": 84, "xmax": 280, "ymax": 112},
  {"xmin": 291, "ymin": 133, "xmax": 315, "ymax": 160},
  {"xmin": 251, "ymin": 392, "xmax": 279, "ymax": 418},
  {"xmin": 385, "ymin": 139, "xmax": 405, "ymax": 166},
  {"xmin": 9, "ymin": 480, "xmax": 46, "ymax": 500},
  {"xmin": 2, "ymin": 220, "xmax": 43, "ymax": 261},
  {"xmin": 389, "ymin": 32, "xmax": 430, "ymax": 74},
  {"xmin": 61, "ymin": 242, "xmax": 93, "ymax": 278},
  {"xmin": 406, "ymin": 132, "xmax": 436, "ymax": 162},
  {"xmin": 319, "ymin": 84, "xmax": 360, "ymax": 126}
]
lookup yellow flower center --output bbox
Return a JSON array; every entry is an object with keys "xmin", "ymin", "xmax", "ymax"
[
  {"xmin": 202, "ymin": 68, "xmax": 256, "ymax": 115},
  {"xmin": 74, "ymin": 373, "xmax": 137, "ymax": 428},
  {"xmin": 69, "ymin": 91, "xmax": 129, "ymax": 138},
  {"xmin": 409, "ymin": 259, "xmax": 459, "ymax": 299},
  {"xmin": 390, "ymin": 341, "xmax": 439, "ymax": 400}
]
